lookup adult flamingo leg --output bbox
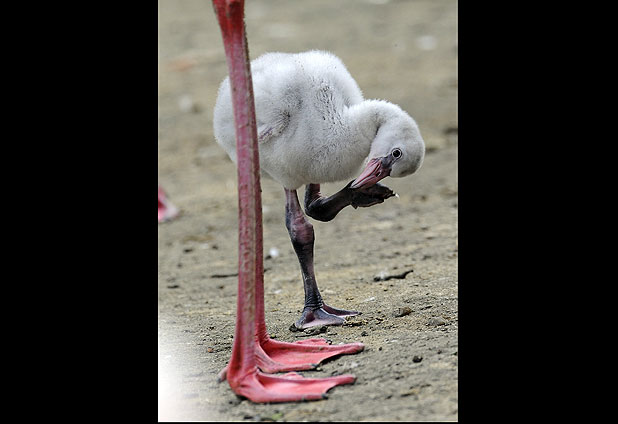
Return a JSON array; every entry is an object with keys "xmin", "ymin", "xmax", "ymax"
[{"xmin": 213, "ymin": 0, "xmax": 362, "ymax": 402}]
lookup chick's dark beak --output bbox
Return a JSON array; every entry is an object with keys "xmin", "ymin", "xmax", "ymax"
[{"xmin": 350, "ymin": 156, "xmax": 394, "ymax": 189}]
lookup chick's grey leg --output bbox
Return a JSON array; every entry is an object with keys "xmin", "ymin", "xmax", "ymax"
[
  {"xmin": 285, "ymin": 188, "xmax": 359, "ymax": 330},
  {"xmin": 304, "ymin": 182, "xmax": 395, "ymax": 222}
]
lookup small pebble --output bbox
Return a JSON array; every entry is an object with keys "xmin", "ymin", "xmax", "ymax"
[
  {"xmin": 393, "ymin": 306, "xmax": 412, "ymax": 317},
  {"xmin": 412, "ymin": 355, "xmax": 423, "ymax": 363},
  {"xmin": 400, "ymin": 387, "xmax": 420, "ymax": 397},
  {"xmin": 374, "ymin": 271, "xmax": 389, "ymax": 281},
  {"xmin": 290, "ymin": 325, "xmax": 328, "ymax": 335},
  {"xmin": 427, "ymin": 317, "xmax": 447, "ymax": 326},
  {"xmin": 265, "ymin": 247, "xmax": 280, "ymax": 259},
  {"xmin": 305, "ymin": 325, "xmax": 328, "ymax": 336}
]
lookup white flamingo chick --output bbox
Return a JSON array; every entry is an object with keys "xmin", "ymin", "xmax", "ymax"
[
  {"xmin": 214, "ymin": 50, "xmax": 424, "ymax": 190},
  {"xmin": 213, "ymin": 50, "xmax": 425, "ymax": 330}
]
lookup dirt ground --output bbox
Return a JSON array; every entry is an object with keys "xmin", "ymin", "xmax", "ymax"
[{"xmin": 158, "ymin": 0, "xmax": 457, "ymax": 421}]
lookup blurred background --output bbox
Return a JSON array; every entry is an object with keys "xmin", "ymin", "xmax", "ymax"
[{"xmin": 159, "ymin": 0, "xmax": 457, "ymax": 421}]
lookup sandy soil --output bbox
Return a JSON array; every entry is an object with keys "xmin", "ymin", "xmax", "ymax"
[{"xmin": 158, "ymin": 0, "xmax": 457, "ymax": 421}]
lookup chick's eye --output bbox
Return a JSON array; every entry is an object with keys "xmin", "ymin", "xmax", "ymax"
[{"xmin": 392, "ymin": 148, "xmax": 402, "ymax": 159}]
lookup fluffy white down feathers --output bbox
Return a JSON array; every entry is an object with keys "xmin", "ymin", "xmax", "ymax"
[{"xmin": 213, "ymin": 50, "xmax": 425, "ymax": 190}]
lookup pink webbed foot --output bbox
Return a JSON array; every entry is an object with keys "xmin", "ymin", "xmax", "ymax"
[
  {"xmin": 256, "ymin": 337, "xmax": 364, "ymax": 373},
  {"xmin": 228, "ymin": 369, "xmax": 356, "ymax": 403},
  {"xmin": 219, "ymin": 337, "xmax": 364, "ymax": 380}
]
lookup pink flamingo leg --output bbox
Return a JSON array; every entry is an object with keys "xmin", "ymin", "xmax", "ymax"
[{"xmin": 213, "ymin": 0, "xmax": 361, "ymax": 402}]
